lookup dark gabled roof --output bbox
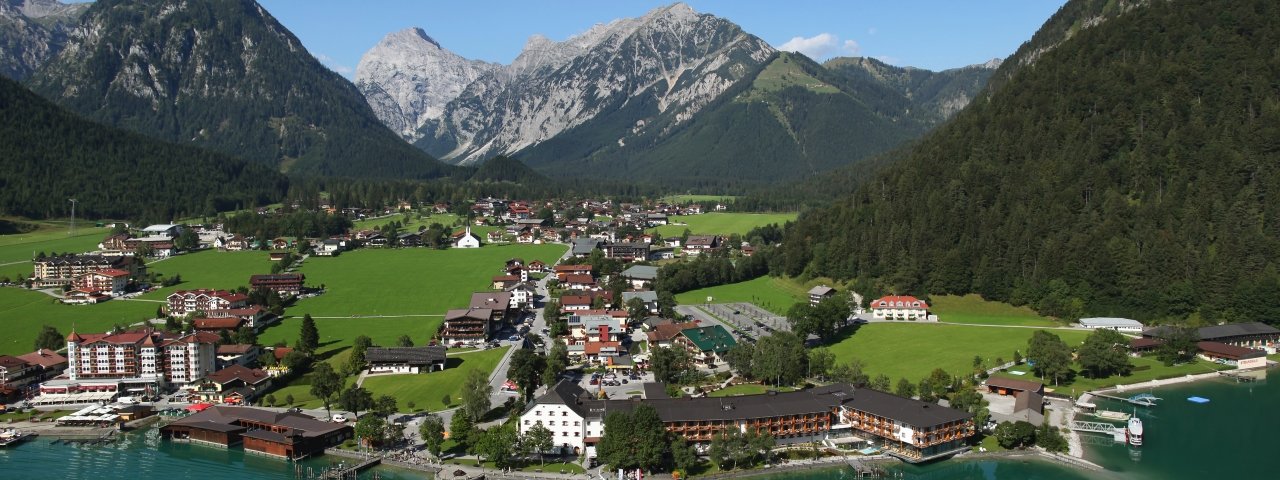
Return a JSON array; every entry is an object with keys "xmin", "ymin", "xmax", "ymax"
[
  {"xmin": 204, "ymin": 365, "xmax": 271, "ymax": 386},
  {"xmin": 445, "ymin": 308, "xmax": 491, "ymax": 321},
  {"xmin": 168, "ymin": 406, "xmax": 348, "ymax": 439},
  {"xmin": 843, "ymin": 387, "xmax": 973, "ymax": 428},
  {"xmin": 1014, "ymin": 391, "xmax": 1044, "ymax": 415},
  {"xmin": 1196, "ymin": 341, "xmax": 1267, "ymax": 360},
  {"xmin": 240, "ymin": 429, "xmax": 293, "ymax": 443},
  {"xmin": 183, "ymin": 420, "xmax": 247, "ymax": 433},
  {"xmin": 1144, "ymin": 322, "xmax": 1280, "ymax": 341},
  {"xmin": 985, "ymin": 376, "xmax": 1044, "ymax": 393},
  {"xmin": 643, "ymin": 383, "xmax": 670, "ymax": 399},
  {"xmin": 620, "ymin": 265, "xmax": 659, "ymax": 280},
  {"xmin": 366, "ymin": 346, "xmax": 446, "ymax": 365},
  {"xmin": 531, "ymin": 380, "xmax": 596, "ymax": 417},
  {"xmin": 470, "ymin": 292, "xmax": 511, "ymax": 310}
]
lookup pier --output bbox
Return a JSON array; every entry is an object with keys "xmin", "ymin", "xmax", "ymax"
[
  {"xmin": 1079, "ymin": 391, "xmax": 1160, "ymax": 407},
  {"xmin": 318, "ymin": 457, "xmax": 381, "ymax": 479},
  {"xmin": 1070, "ymin": 420, "xmax": 1126, "ymax": 443}
]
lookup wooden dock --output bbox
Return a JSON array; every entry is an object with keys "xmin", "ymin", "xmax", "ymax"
[{"xmin": 319, "ymin": 457, "xmax": 381, "ymax": 479}]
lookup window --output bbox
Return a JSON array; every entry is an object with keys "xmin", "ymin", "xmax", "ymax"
[
  {"xmin": 562, "ymin": 421, "xmax": 568, "ymax": 426},
  {"xmin": 574, "ymin": 432, "xmax": 580, "ymax": 437},
  {"xmin": 524, "ymin": 420, "xmax": 530, "ymax": 425},
  {"xmin": 574, "ymin": 421, "xmax": 580, "ymax": 426},
  {"xmin": 562, "ymin": 412, "xmax": 567, "ymax": 416}
]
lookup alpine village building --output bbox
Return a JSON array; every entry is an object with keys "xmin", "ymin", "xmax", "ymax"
[
  {"xmin": 521, "ymin": 381, "xmax": 974, "ymax": 463},
  {"xmin": 161, "ymin": 406, "xmax": 352, "ymax": 459}
]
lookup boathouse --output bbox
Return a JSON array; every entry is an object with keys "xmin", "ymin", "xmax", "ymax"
[{"xmin": 161, "ymin": 406, "xmax": 351, "ymax": 459}]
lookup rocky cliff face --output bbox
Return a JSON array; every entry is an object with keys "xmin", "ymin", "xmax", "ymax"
[
  {"xmin": 355, "ymin": 27, "xmax": 498, "ymax": 141},
  {"xmin": 0, "ymin": 0, "xmax": 85, "ymax": 80},
  {"xmin": 403, "ymin": 3, "xmax": 775, "ymax": 165}
]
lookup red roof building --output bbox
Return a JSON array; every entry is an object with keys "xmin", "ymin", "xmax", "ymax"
[{"xmin": 869, "ymin": 295, "xmax": 931, "ymax": 321}]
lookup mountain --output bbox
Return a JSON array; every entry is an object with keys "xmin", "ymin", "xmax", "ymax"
[
  {"xmin": 355, "ymin": 27, "xmax": 499, "ymax": 142},
  {"xmin": 775, "ymin": 0, "xmax": 1280, "ymax": 323},
  {"xmin": 413, "ymin": 3, "xmax": 776, "ymax": 168},
  {"xmin": 27, "ymin": 0, "xmax": 455, "ymax": 179},
  {"xmin": 823, "ymin": 56, "xmax": 998, "ymax": 125},
  {"xmin": 0, "ymin": 0, "xmax": 86, "ymax": 80},
  {"xmin": 0, "ymin": 75, "xmax": 286, "ymax": 221}
]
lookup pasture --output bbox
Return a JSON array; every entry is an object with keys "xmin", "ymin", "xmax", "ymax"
[
  {"xmin": 0, "ymin": 288, "xmax": 156, "ymax": 356},
  {"xmin": 140, "ymin": 249, "xmax": 277, "ymax": 299},
  {"xmin": 930, "ymin": 294, "xmax": 1060, "ymax": 327},
  {"xmin": 989, "ymin": 355, "xmax": 1232, "ymax": 396},
  {"xmin": 824, "ymin": 323, "xmax": 1091, "ymax": 384},
  {"xmin": 360, "ymin": 346, "xmax": 509, "ymax": 412},
  {"xmin": 0, "ymin": 226, "xmax": 110, "ymax": 281},
  {"xmin": 648, "ymin": 213, "xmax": 796, "ymax": 238},
  {"xmin": 674, "ymin": 275, "xmax": 825, "ymax": 315},
  {"xmin": 288, "ymin": 244, "xmax": 565, "ymax": 317}
]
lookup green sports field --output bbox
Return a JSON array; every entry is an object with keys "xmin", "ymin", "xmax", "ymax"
[
  {"xmin": 930, "ymin": 294, "xmax": 1060, "ymax": 327},
  {"xmin": 360, "ymin": 346, "xmax": 510, "ymax": 412},
  {"xmin": 288, "ymin": 244, "xmax": 565, "ymax": 317},
  {"xmin": 0, "ymin": 288, "xmax": 156, "ymax": 356},
  {"xmin": 647, "ymin": 213, "xmax": 797, "ymax": 238},
  {"xmin": 825, "ymin": 323, "xmax": 1091, "ymax": 384}
]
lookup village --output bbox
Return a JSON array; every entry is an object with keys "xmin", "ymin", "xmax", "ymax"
[{"xmin": 1, "ymin": 196, "xmax": 1277, "ymax": 478}]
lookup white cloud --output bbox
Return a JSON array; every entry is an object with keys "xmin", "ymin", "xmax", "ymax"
[
  {"xmin": 777, "ymin": 33, "xmax": 861, "ymax": 60},
  {"xmin": 314, "ymin": 53, "xmax": 353, "ymax": 76}
]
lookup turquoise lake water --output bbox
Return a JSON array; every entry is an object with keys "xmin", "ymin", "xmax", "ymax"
[{"xmin": 1, "ymin": 373, "xmax": 1271, "ymax": 479}]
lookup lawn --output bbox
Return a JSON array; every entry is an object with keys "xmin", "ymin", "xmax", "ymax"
[
  {"xmin": 824, "ymin": 323, "xmax": 1091, "ymax": 383},
  {"xmin": 289, "ymin": 244, "xmax": 565, "ymax": 317},
  {"xmin": 708, "ymin": 384, "xmax": 796, "ymax": 397},
  {"xmin": 360, "ymin": 346, "xmax": 510, "ymax": 412},
  {"xmin": 0, "ymin": 288, "xmax": 157, "ymax": 356},
  {"xmin": 988, "ymin": 355, "xmax": 1233, "ymax": 397},
  {"xmin": 259, "ymin": 315, "xmax": 445, "ymax": 370},
  {"xmin": 0, "ymin": 226, "xmax": 110, "ymax": 281},
  {"xmin": 140, "ymin": 249, "xmax": 277, "ymax": 300},
  {"xmin": 930, "ymin": 294, "xmax": 1060, "ymax": 327},
  {"xmin": 660, "ymin": 195, "xmax": 739, "ymax": 204},
  {"xmin": 353, "ymin": 213, "xmax": 501, "ymax": 239},
  {"xmin": 675, "ymin": 275, "xmax": 818, "ymax": 315},
  {"xmin": 648, "ymin": 213, "xmax": 797, "ymax": 238}
]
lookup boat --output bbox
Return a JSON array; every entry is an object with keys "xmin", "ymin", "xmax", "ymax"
[
  {"xmin": 1126, "ymin": 417, "xmax": 1144, "ymax": 446},
  {"xmin": 1093, "ymin": 410, "xmax": 1132, "ymax": 421},
  {"xmin": 0, "ymin": 428, "xmax": 35, "ymax": 447}
]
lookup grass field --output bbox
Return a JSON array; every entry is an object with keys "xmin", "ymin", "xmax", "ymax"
[
  {"xmin": 660, "ymin": 195, "xmax": 739, "ymax": 204},
  {"xmin": 289, "ymin": 244, "xmax": 565, "ymax": 317},
  {"xmin": 140, "ymin": 249, "xmax": 277, "ymax": 300},
  {"xmin": 0, "ymin": 227, "xmax": 110, "ymax": 281},
  {"xmin": 675, "ymin": 275, "xmax": 823, "ymax": 315},
  {"xmin": 990, "ymin": 355, "xmax": 1233, "ymax": 396},
  {"xmin": 353, "ymin": 213, "xmax": 501, "ymax": 239},
  {"xmin": 930, "ymin": 294, "xmax": 1060, "ymax": 327},
  {"xmin": 825, "ymin": 323, "xmax": 1091, "ymax": 383},
  {"xmin": 360, "ymin": 346, "xmax": 509, "ymax": 412},
  {"xmin": 708, "ymin": 384, "xmax": 796, "ymax": 397},
  {"xmin": 648, "ymin": 213, "xmax": 797, "ymax": 238},
  {"xmin": 0, "ymin": 288, "xmax": 157, "ymax": 356}
]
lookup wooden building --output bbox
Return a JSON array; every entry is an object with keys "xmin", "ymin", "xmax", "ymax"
[{"xmin": 161, "ymin": 406, "xmax": 351, "ymax": 459}]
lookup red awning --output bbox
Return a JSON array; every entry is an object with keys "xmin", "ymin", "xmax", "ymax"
[{"xmin": 186, "ymin": 402, "xmax": 214, "ymax": 412}]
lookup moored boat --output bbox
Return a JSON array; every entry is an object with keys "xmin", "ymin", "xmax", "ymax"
[
  {"xmin": 1126, "ymin": 417, "xmax": 1144, "ymax": 446},
  {"xmin": 0, "ymin": 428, "xmax": 36, "ymax": 447}
]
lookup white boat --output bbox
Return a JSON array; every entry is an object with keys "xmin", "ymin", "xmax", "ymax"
[
  {"xmin": 0, "ymin": 428, "xmax": 35, "ymax": 447},
  {"xmin": 1126, "ymin": 417, "xmax": 1144, "ymax": 446}
]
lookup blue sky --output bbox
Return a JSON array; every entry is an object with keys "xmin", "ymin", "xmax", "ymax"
[{"xmin": 257, "ymin": 1, "xmax": 1067, "ymax": 77}]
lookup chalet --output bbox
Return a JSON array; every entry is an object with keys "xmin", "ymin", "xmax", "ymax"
[
  {"xmin": 528, "ymin": 260, "xmax": 549, "ymax": 273},
  {"xmin": 140, "ymin": 224, "xmax": 183, "ymax": 238},
  {"xmin": 365, "ymin": 346, "xmax": 447, "ymax": 374},
  {"xmin": 646, "ymin": 213, "xmax": 668, "ymax": 226},
  {"xmin": 167, "ymin": 289, "xmax": 248, "ymax": 316},
  {"xmin": 561, "ymin": 295, "xmax": 594, "ymax": 313},
  {"xmin": 602, "ymin": 242, "xmax": 650, "ymax": 262},
  {"xmin": 663, "ymin": 238, "xmax": 682, "ymax": 248},
  {"xmin": 192, "ymin": 365, "xmax": 273, "ymax": 404},
  {"xmin": 223, "ymin": 234, "xmax": 249, "ymax": 251},
  {"xmin": 161, "ymin": 406, "xmax": 352, "ymax": 459},
  {"xmin": 507, "ymin": 283, "xmax": 536, "ymax": 309},
  {"xmin": 487, "ymin": 230, "xmax": 506, "ymax": 243},
  {"xmin": 452, "ymin": 226, "xmax": 482, "ymax": 249},
  {"xmin": 676, "ymin": 325, "xmax": 737, "ymax": 366},
  {"xmin": 193, "ymin": 317, "xmax": 247, "ymax": 333},
  {"xmin": 620, "ymin": 265, "xmax": 659, "ymax": 289},
  {"xmin": 98, "ymin": 233, "xmax": 132, "ymax": 253},
  {"xmin": 870, "ymin": 295, "xmax": 931, "ymax": 321},
  {"xmin": 568, "ymin": 314, "xmax": 626, "ymax": 342},
  {"xmin": 563, "ymin": 273, "xmax": 598, "ymax": 291},
  {"xmin": 683, "ymin": 235, "xmax": 722, "ymax": 255},
  {"xmin": 741, "ymin": 244, "xmax": 756, "ymax": 257},
  {"xmin": 621, "ymin": 290, "xmax": 659, "ymax": 314},
  {"xmin": 808, "ymin": 285, "xmax": 836, "ymax": 305},
  {"xmin": 507, "ymin": 265, "xmax": 528, "ymax": 282},
  {"xmin": 442, "ymin": 309, "xmax": 493, "ymax": 345},
  {"xmin": 0, "ymin": 355, "xmax": 37, "ymax": 388},
  {"xmin": 74, "ymin": 269, "xmax": 131, "ymax": 296},
  {"xmin": 471, "ymin": 291, "xmax": 514, "ymax": 318},
  {"xmin": 249, "ymin": 273, "xmax": 305, "ymax": 296},
  {"xmin": 215, "ymin": 344, "xmax": 260, "ymax": 368},
  {"xmin": 571, "ymin": 238, "xmax": 603, "ymax": 258},
  {"xmin": 433, "ymin": 202, "xmax": 451, "ymax": 214},
  {"xmin": 646, "ymin": 321, "xmax": 701, "ymax": 349},
  {"xmin": 14, "ymin": 349, "xmax": 67, "ymax": 384},
  {"xmin": 397, "ymin": 232, "xmax": 422, "ymax": 247},
  {"xmin": 554, "ymin": 264, "xmax": 594, "ymax": 281},
  {"xmin": 314, "ymin": 239, "xmax": 344, "ymax": 256},
  {"xmin": 492, "ymin": 275, "xmax": 521, "ymax": 290},
  {"xmin": 206, "ymin": 307, "xmax": 275, "ymax": 331},
  {"xmin": 517, "ymin": 231, "xmax": 537, "ymax": 244}
]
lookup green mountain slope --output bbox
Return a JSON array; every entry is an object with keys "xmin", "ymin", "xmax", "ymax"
[
  {"xmin": 27, "ymin": 0, "xmax": 454, "ymax": 179},
  {"xmin": 518, "ymin": 52, "xmax": 944, "ymax": 185},
  {"xmin": 778, "ymin": 0, "xmax": 1280, "ymax": 323},
  {"xmin": 0, "ymin": 76, "xmax": 286, "ymax": 220}
]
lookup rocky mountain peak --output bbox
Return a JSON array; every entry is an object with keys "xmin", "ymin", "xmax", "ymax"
[
  {"xmin": 355, "ymin": 26, "xmax": 499, "ymax": 140},
  {"xmin": 0, "ymin": 0, "xmax": 84, "ymax": 80}
]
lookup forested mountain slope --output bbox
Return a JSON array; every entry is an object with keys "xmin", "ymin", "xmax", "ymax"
[
  {"xmin": 0, "ymin": 76, "xmax": 286, "ymax": 221},
  {"xmin": 779, "ymin": 0, "xmax": 1280, "ymax": 323}
]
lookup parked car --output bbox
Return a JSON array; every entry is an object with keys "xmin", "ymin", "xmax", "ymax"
[
  {"xmin": 332, "ymin": 413, "xmax": 348, "ymax": 422},
  {"xmin": 509, "ymin": 335, "xmax": 521, "ymax": 341}
]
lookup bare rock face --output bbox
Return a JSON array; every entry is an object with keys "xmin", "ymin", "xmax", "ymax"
[
  {"xmin": 357, "ymin": 3, "xmax": 775, "ymax": 165},
  {"xmin": 0, "ymin": 0, "xmax": 86, "ymax": 80},
  {"xmin": 354, "ymin": 27, "xmax": 498, "ymax": 141}
]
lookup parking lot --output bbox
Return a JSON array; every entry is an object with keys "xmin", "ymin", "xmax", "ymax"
[{"xmin": 573, "ymin": 369, "xmax": 654, "ymax": 400}]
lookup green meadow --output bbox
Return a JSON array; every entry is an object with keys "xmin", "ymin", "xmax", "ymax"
[
  {"xmin": 824, "ymin": 323, "xmax": 1091, "ymax": 384},
  {"xmin": 0, "ymin": 288, "xmax": 156, "ymax": 356},
  {"xmin": 288, "ymin": 244, "xmax": 565, "ymax": 317},
  {"xmin": 360, "ymin": 347, "xmax": 510, "ymax": 412},
  {"xmin": 140, "ymin": 249, "xmax": 278, "ymax": 299},
  {"xmin": 929, "ymin": 294, "xmax": 1060, "ymax": 327},
  {"xmin": 648, "ymin": 212, "xmax": 797, "ymax": 238},
  {"xmin": 0, "ymin": 225, "xmax": 110, "ymax": 281},
  {"xmin": 675, "ymin": 276, "xmax": 812, "ymax": 315},
  {"xmin": 988, "ymin": 354, "xmax": 1232, "ymax": 396}
]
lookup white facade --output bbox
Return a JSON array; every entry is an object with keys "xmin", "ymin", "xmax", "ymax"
[
  {"xmin": 1078, "ymin": 317, "xmax": 1144, "ymax": 332},
  {"xmin": 455, "ymin": 227, "xmax": 481, "ymax": 249},
  {"xmin": 369, "ymin": 364, "xmax": 421, "ymax": 374},
  {"xmin": 520, "ymin": 403, "xmax": 587, "ymax": 454},
  {"xmin": 870, "ymin": 296, "xmax": 931, "ymax": 321}
]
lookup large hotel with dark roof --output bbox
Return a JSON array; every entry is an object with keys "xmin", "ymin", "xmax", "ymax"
[{"xmin": 521, "ymin": 381, "xmax": 974, "ymax": 463}]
